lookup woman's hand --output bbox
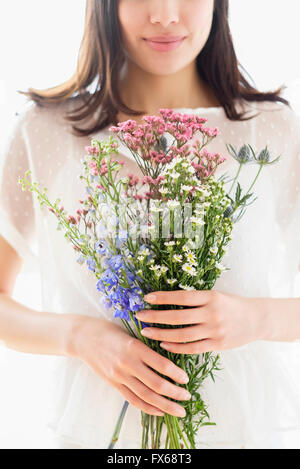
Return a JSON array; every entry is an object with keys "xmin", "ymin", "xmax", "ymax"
[
  {"xmin": 68, "ymin": 315, "xmax": 191, "ymax": 417},
  {"xmin": 135, "ymin": 290, "xmax": 269, "ymax": 354}
]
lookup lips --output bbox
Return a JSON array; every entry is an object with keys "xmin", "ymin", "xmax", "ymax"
[
  {"xmin": 143, "ymin": 37, "xmax": 186, "ymax": 52},
  {"xmin": 143, "ymin": 35, "xmax": 186, "ymax": 43}
]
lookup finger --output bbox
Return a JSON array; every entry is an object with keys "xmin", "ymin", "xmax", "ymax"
[
  {"xmin": 140, "ymin": 343, "xmax": 189, "ymax": 384},
  {"xmin": 141, "ymin": 324, "xmax": 212, "ymax": 343},
  {"xmin": 124, "ymin": 376, "xmax": 186, "ymax": 418},
  {"xmin": 132, "ymin": 362, "xmax": 191, "ymax": 402},
  {"xmin": 115, "ymin": 382, "xmax": 165, "ymax": 416},
  {"xmin": 160, "ymin": 339, "xmax": 220, "ymax": 354},
  {"xmin": 136, "ymin": 306, "xmax": 208, "ymax": 325},
  {"xmin": 144, "ymin": 290, "xmax": 213, "ymax": 307}
]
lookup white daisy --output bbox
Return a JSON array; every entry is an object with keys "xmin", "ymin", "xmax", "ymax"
[
  {"xmin": 182, "ymin": 263, "xmax": 197, "ymax": 276},
  {"xmin": 185, "ymin": 251, "xmax": 197, "ymax": 265}
]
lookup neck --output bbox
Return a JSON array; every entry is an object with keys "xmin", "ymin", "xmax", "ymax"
[{"xmin": 118, "ymin": 60, "xmax": 220, "ymax": 117}]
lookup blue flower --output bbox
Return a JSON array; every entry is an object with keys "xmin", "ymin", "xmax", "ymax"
[
  {"xmin": 95, "ymin": 240, "xmax": 107, "ymax": 255},
  {"xmin": 99, "ymin": 295, "xmax": 112, "ymax": 309},
  {"xmin": 133, "ymin": 315, "xmax": 150, "ymax": 329},
  {"xmin": 96, "ymin": 279, "xmax": 106, "ymax": 293},
  {"xmin": 129, "ymin": 294, "xmax": 144, "ymax": 312},
  {"xmin": 101, "ymin": 269, "xmax": 119, "ymax": 289},
  {"xmin": 76, "ymin": 254, "xmax": 85, "ymax": 265},
  {"xmin": 114, "ymin": 308, "xmax": 130, "ymax": 321},
  {"xmin": 96, "ymin": 221, "xmax": 107, "ymax": 238},
  {"xmin": 101, "ymin": 257, "xmax": 111, "ymax": 269},
  {"xmin": 108, "ymin": 255, "xmax": 124, "ymax": 271},
  {"xmin": 126, "ymin": 270, "xmax": 136, "ymax": 286},
  {"xmin": 87, "ymin": 256, "xmax": 96, "ymax": 272}
]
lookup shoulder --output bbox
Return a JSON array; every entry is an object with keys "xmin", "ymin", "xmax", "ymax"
[
  {"xmin": 239, "ymin": 99, "xmax": 300, "ymax": 135},
  {"xmin": 14, "ymin": 95, "xmax": 84, "ymax": 135}
]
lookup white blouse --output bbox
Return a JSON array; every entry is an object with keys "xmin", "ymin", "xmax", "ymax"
[{"xmin": 1, "ymin": 96, "xmax": 300, "ymax": 449}]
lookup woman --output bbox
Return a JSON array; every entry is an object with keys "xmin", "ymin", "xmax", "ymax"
[{"xmin": 1, "ymin": 0, "xmax": 300, "ymax": 449}]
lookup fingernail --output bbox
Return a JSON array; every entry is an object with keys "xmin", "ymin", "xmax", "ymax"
[
  {"xmin": 141, "ymin": 329, "xmax": 152, "ymax": 337},
  {"xmin": 160, "ymin": 342, "xmax": 170, "ymax": 350},
  {"xmin": 181, "ymin": 375, "xmax": 189, "ymax": 384},
  {"xmin": 182, "ymin": 391, "xmax": 191, "ymax": 400},
  {"xmin": 177, "ymin": 408, "xmax": 186, "ymax": 417},
  {"xmin": 144, "ymin": 293, "xmax": 156, "ymax": 303}
]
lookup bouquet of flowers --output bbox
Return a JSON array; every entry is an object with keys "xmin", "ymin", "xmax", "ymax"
[{"xmin": 19, "ymin": 108, "xmax": 279, "ymax": 449}]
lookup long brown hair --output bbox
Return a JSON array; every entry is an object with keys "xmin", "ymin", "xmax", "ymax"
[{"xmin": 18, "ymin": 0, "xmax": 290, "ymax": 138}]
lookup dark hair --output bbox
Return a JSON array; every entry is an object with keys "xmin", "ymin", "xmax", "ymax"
[{"xmin": 18, "ymin": 0, "xmax": 290, "ymax": 137}]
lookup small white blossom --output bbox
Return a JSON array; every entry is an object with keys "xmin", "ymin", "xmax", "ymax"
[
  {"xmin": 182, "ymin": 263, "xmax": 197, "ymax": 276},
  {"xmin": 167, "ymin": 200, "xmax": 181, "ymax": 209},
  {"xmin": 169, "ymin": 171, "xmax": 180, "ymax": 180},
  {"xmin": 215, "ymin": 262, "xmax": 227, "ymax": 271},
  {"xmin": 120, "ymin": 177, "xmax": 130, "ymax": 184},
  {"xmin": 209, "ymin": 246, "xmax": 218, "ymax": 255},
  {"xmin": 185, "ymin": 251, "xmax": 197, "ymax": 265},
  {"xmin": 150, "ymin": 206, "xmax": 164, "ymax": 213},
  {"xmin": 149, "ymin": 264, "xmax": 161, "ymax": 271},
  {"xmin": 164, "ymin": 241, "xmax": 176, "ymax": 246},
  {"xmin": 159, "ymin": 187, "xmax": 169, "ymax": 195},
  {"xmin": 197, "ymin": 279, "xmax": 205, "ymax": 287},
  {"xmin": 139, "ymin": 248, "xmax": 151, "ymax": 256},
  {"xmin": 179, "ymin": 284, "xmax": 196, "ymax": 291},
  {"xmin": 160, "ymin": 265, "xmax": 169, "ymax": 274},
  {"xmin": 194, "ymin": 208, "xmax": 205, "ymax": 216},
  {"xmin": 181, "ymin": 185, "xmax": 193, "ymax": 192},
  {"xmin": 173, "ymin": 254, "xmax": 183, "ymax": 262},
  {"xmin": 187, "ymin": 166, "xmax": 196, "ymax": 174},
  {"xmin": 190, "ymin": 216, "xmax": 205, "ymax": 226},
  {"xmin": 167, "ymin": 278, "xmax": 177, "ymax": 285}
]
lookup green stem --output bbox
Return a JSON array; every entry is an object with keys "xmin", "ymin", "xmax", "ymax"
[
  {"xmin": 244, "ymin": 163, "xmax": 264, "ymax": 197},
  {"xmin": 175, "ymin": 417, "xmax": 190, "ymax": 449},
  {"xmin": 107, "ymin": 400, "xmax": 129, "ymax": 449},
  {"xmin": 228, "ymin": 163, "xmax": 243, "ymax": 196}
]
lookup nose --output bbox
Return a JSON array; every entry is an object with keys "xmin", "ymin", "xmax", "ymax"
[{"xmin": 149, "ymin": 0, "xmax": 180, "ymax": 28}]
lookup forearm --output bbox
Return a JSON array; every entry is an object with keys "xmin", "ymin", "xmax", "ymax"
[
  {"xmin": 262, "ymin": 297, "xmax": 300, "ymax": 342},
  {"xmin": 0, "ymin": 292, "xmax": 78, "ymax": 356}
]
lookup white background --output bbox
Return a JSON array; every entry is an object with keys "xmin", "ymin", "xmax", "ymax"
[{"xmin": 0, "ymin": 0, "xmax": 300, "ymax": 449}]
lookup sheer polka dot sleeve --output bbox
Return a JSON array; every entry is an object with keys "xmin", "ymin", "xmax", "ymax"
[{"xmin": 0, "ymin": 106, "xmax": 38, "ymax": 271}]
